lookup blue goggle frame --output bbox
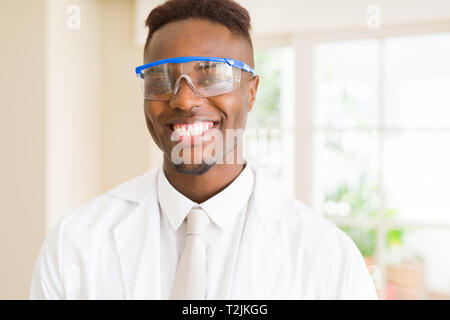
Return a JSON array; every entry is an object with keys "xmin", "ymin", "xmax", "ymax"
[{"xmin": 135, "ymin": 56, "xmax": 255, "ymax": 78}]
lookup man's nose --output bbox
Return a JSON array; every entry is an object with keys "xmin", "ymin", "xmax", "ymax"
[{"xmin": 169, "ymin": 77, "xmax": 205, "ymax": 111}]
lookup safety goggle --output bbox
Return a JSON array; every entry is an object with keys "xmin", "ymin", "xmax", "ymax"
[{"xmin": 135, "ymin": 56, "xmax": 255, "ymax": 101}]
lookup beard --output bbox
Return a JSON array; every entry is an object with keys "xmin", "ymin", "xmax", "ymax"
[
  {"xmin": 171, "ymin": 161, "xmax": 215, "ymax": 176},
  {"xmin": 168, "ymin": 139, "xmax": 240, "ymax": 176}
]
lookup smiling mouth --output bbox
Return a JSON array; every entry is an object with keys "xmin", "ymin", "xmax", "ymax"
[{"xmin": 168, "ymin": 120, "xmax": 219, "ymax": 138}]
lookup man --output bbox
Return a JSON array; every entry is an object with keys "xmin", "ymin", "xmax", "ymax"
[{"xmin": 31, "ymin": 0, "xmax": 377, "ymax": 299}]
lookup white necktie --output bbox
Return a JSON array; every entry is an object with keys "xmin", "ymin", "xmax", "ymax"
[{"xmin": 171, "ymin": 207, "xmax": 210, "ymax": 300}]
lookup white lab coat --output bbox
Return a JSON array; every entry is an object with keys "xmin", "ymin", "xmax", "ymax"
[{"xmin": 30, "ymin": 163, "xmax": 377, "ymax": 299}]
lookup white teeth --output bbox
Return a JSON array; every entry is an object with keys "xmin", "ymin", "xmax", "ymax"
[{"xmin": 172, "ymin": 121, "xmax": 215, "ymax": 137}]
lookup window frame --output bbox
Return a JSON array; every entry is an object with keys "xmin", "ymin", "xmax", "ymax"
[{"xmin": 253, "ymin": 21, "xmax": 450, "ymax": 299}]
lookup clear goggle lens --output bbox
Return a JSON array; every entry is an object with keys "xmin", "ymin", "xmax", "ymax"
[{"xmin": 139, "ymin": 61, "xmax": 242, "ymax": 101}]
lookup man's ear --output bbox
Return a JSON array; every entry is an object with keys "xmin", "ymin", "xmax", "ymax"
[{"xmin": 247, "ymin": 75, "xmax": 260, "ymax": 113}]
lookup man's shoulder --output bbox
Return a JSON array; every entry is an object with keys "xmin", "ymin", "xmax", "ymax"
[
  {"xmin": 250, "ymin": 163, "xmax": 329, "ymax": 223},
  {"xmin": 277, "ymin": 195, "xmax": 353, "ymax": 252},
  {"xmin": 289, "ymin": 201, "xmax": 356, "ymax": 256},
  {"xmin": 54, "ymin": 167, "xmax": 159, "ymax": 237},
  {"xmin": 251, "ymin": 164, "xmax": 356, "ymax": 253}
]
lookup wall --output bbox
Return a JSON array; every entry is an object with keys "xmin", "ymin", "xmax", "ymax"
[
  {"xmin": 46, "ymin": 0, "xmax": 160, "ymax": 230},
  {"xmin": 101, "ymin": 0, "xmax": 161, "ymax": 193},
  {"xmin": 0, "ymin": 0, "xmax": 47, "ymax": 299},
  {"xmin": 0, "ymin": 0, "xmax": 160, "ymax": 299},
  {"xmin": 46, "ymin": 0, "xmax": 103, "ymax": 230}
]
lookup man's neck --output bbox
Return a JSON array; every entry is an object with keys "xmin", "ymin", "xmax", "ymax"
[{"xmin": 162, "ymin": 159, "xmax": 245, "ymax": 204}]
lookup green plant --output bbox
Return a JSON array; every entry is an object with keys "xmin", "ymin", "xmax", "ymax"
[
  {"xmin": 326, "ymin": 181, "xmax": 403, "ymax": 257},
  {"xmin": 248, "ymin": 50, "xmax": 281, "ymax": 128}
]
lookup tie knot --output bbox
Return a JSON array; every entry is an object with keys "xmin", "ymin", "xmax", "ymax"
[{"xmin": 186, "ymin": 207, "xmax": 210, "ymax": 235}]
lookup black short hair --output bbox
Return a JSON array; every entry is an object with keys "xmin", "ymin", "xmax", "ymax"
[{"xmin": 144, "ymin": 0, "xmax": 253, "ymax": 52}]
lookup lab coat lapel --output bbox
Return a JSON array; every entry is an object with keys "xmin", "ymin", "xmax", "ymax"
[
  {"xmin": 230, "ymin": 166, "xmax": 286, "ymax": 299},
  {"xmin": 112, "ymin": 174, "xmax": 162, "ymax": 299},
  {"xmin": 109, "ymin": 164, "xmax": 288, "ymax": 299}
]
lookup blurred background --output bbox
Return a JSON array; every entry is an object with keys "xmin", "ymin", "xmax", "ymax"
[{"xmin": 1, "ymin": 0, "xmax": 450, "ymax": 299}]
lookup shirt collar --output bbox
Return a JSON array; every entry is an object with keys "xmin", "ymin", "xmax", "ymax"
[{"xmin": 157, "ymin": 164, "xmax": 255, "ymax": 231}]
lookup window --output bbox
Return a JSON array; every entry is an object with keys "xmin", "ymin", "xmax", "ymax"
[
  {"xmin": 245, "ymin": 47, "xmax": 295, "ymax": 195},
  {"xmin": 313, "ymin": 33, "xmax": 450, "ymax": 299}
]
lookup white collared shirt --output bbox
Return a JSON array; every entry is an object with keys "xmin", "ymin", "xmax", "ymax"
[{"xmin": 157, "ymin": 164, "xmax": 254, "ymax": 299}]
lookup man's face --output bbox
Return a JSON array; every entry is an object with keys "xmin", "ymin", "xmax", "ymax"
[{"xmin": 143, "ymin": 18, "xmax": 259, "ymax": 175}]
